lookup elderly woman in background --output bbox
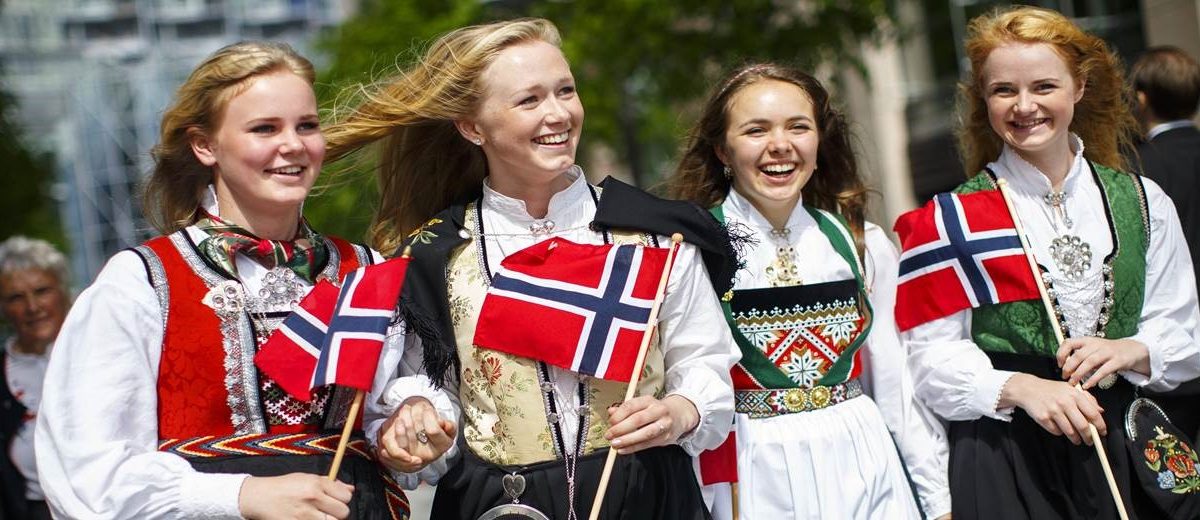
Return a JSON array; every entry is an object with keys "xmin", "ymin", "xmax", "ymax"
[{"xmin": 0, "ymin": 236, "xmax": 69, "ymax": 520}]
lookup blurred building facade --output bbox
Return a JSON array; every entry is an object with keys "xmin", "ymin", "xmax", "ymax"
[{"xmin": 0, "ymin": 0, "xmax": 352, "ymax": 285}]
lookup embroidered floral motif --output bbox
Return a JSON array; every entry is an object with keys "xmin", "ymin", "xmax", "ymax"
[
  {"xmin": 1144, "ymin": 426, "xmax": 1200, "ymax": 493},
  {"xmin": 407, "ymin": 218, "xmax": 443, "ymax": 245},
  {"xmin": 448, "ymin": 295, "xmax": 471, "ymax": 329},
  {"xmin": 821, "ymin": 321, "xmax": 857, "ymax": 346},
  {"xmin": 781, "ymin": 350, "xmax": 823, "ymax": 387},
  {"xmin": 480, "ymin": 356, "xmax": 503, "ymax": 385}
]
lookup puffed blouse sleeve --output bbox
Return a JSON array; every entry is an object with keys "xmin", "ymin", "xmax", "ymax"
[
  {"xmin": 36, "ymin": 251, "xmax": 248, "ymax": 519},
  {"xmin": 858, "ymin": 224, "xmax": 951, "ymax": 519},
  {"xmin": 656, "ymin": 241, "xmax": 741, "ymax": 455},
  {"xmin": 1123, "ymin": 178, "xmax": 1200, "ymax": 390},
  {"xmin": 361, "ymin": 249, "xmax": 461, "ymax": 489}
]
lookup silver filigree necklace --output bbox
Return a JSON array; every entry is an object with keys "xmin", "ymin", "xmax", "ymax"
[{"xmin": 1043, "ymin": 191, "xmax": 1092, "ymax": 281}]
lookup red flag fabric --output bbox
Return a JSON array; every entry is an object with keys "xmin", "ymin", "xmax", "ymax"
[
  {"xmin": 472, "ymin": 237, "xmax": 673, "ymax": 382},
  {"xmin": 696, "ymin": 430, "xmax": 739, "ymax": 485},
  {"xmin": 254, "ymin": 280, "xmax": 339, "ymax": 400},
  {"xmin": 310, "ymin": 257, "xmax": 409, "ymax": 394},
  {"xmin": 893, "ymin": 190, "xmax": 1040, "ymax": 331},
  {"xmin": 255, "ymin": 256, "xmax": 408, "ymax": 401}
]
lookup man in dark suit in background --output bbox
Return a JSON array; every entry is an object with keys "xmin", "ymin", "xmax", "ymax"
[{"xmin": 1131, "ymin": 46, "xmax": 1200, "ymax": 442}]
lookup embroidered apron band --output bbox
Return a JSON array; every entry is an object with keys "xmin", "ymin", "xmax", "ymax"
[
  {"xmin": 159, "ymin": 432, "xmax": 371, "ymax": 459},
  {"xmin": 735, "ymin": 378, "xmax": 863, "ymax": 418}
]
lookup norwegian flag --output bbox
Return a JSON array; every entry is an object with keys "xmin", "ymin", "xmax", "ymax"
[
  {"xmin": 254, "ymin": 280, "xmax": 339, "ymax": 400},
  {"xmin": 893, "ymin": 189, "xmax": 1040, "ymax": 331},
  {"xmin": 473, "ymin": 238, "xmax": 675, "ymax": 382},
  {"xmin": 255, "ymin": 257, "xmax": 409, "ymax": 401}
]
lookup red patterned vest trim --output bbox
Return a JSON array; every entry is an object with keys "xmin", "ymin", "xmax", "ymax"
[{"xmin": 135, "ymin": 231, "xmax": 369, "ymax": 439}]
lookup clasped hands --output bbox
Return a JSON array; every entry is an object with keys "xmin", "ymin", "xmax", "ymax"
[
  {"xmin": 999, "ymin": 337, "xmax": 1150, "ymax": 446},
  {"xmin": 376, "ymin": 396, "xmax": 457, "ymax": 473},
  {"xmin": 376, "ymin": 394, "xmax": 700, "ymax": 474}
]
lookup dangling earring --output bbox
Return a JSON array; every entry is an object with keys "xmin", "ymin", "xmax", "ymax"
[{"xmin": 722, "ymin": 165, "xmax": 732, "ymax": 180}]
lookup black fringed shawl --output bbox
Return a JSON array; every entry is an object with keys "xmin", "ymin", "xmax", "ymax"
[{"xmin": 397, "ymin": 176, "xmax": 741, "ymax": 388}]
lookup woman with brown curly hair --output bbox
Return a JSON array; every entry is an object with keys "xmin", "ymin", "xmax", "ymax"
[
  {"xmin": 904, "ymin": 6, "xmax": 1200, "ymax": 519},
  {"xmin": 669, "ymin": 63, "xmax": 950, "ymax": 520}
]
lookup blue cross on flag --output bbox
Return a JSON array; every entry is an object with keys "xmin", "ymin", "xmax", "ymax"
[
  {"xmin": 473, "ymin": 237, "xmax": 674, "ymax": 382},
  {"xmin": 893, "ymin": 189, "xmax": 1040, "ymax": 331}
]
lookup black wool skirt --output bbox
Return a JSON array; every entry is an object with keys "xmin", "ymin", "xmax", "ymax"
[
  {"xmin": 430, "ymin": 444, "xmax": 710, "ymax": 520},
  {"xmin": 191, "ymin": 452, "xmax": 408, "ymax": 519},
  {"xmin": 949, "ymin": 352, "xmax": 1159, "ymax": 520}
]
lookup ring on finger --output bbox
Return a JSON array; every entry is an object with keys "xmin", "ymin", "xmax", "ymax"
[
  {"xmin": 658, "ymin": 423, "xmax": 667, "ymax": 436},
  {"xmin": 416, "ymin": 430, "xmax": 430, "ymax": 444}
]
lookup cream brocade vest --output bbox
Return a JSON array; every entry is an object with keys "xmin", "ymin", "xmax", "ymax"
[{"xmin": 449, "ymin": 208, "xmax": 666, "ymax": 466}]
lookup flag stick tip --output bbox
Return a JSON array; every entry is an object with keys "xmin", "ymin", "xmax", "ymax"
[
  {"xmin": 400, "ymin": 246, "xmax": 413, "ymax": 258},
  {"xmin": 997, "ymin": 178, "xmax": 1009, "ymax": 187},
  {"xmin": 670, "ymin": 233, "xmax": 684, "ymax": 243}
]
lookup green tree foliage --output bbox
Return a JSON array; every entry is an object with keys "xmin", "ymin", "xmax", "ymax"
[
  {"xmin": 0, "ymin": 76, "xmax": 63, "ymax": 248},
  {"xmin": 306, "ymin": 0, "xmax": 891, "ymax": 243}
]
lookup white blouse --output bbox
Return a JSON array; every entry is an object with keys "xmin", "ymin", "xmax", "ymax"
[
  {"xmin": 36, "ymin": 193, "xmax": 423, "ymax": 519},
  {"xmin": 904, "ymin": 137, "xmax": 1200, "ymax": 422},
  {"xmin": 382, "ymin": 167, "xmax": 740, "ymax": 484},
  {"xmin": 722, "ymin": 190, "xmax": 952, "ymax": 518}
]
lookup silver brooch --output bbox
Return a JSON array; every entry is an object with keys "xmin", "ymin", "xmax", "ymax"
[
  {"xmin": 258, "ymin": 268, "xmax": 305, "ymax": 309},
  {"xmin": 203, "ymin": 280, "xmax": 245, "ymax": 315},
  {"xmin": 1049, "ymin": 235, "xmax": 1092, "ymax": 281}
]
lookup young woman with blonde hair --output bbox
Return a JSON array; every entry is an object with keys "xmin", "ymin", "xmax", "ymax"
[
  {"xmin": 905, "ymin": 6, "xmax": 1200, "ymax": 519},
  {"xmin": 36, "ymin": 41, "xmax": 411, "ymax": 519},
  {"xmin": 326, "ymin": 18, "xmax": 739, "ymax": 520},
  {"xmin": 669, "ymin": 62, "xmax": 950, "ymax": 520}
]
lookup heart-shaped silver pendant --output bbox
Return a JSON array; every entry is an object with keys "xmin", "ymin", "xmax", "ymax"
[
  {"xmin": 479, "ymin": 473, "xmax": 549, "ymax": 520},
  {"xmin": 502, "ymin": 473, "xmax": 526, "ymax": 501}
]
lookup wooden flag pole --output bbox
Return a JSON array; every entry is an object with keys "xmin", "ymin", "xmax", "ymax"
[
  {"xmin": 996, "ymin": 179, "xmax": 1130, "ymax": 520},
  {"xmin": 327, "ymin": 390, "xmax": 365, "ymax": 480},
  {"xmin": 587, "ymin": 234, "xmax": 684, "ymax": 520},
  {"xmin": 327, "ymin": 246, "xmax": 412, "ymax": 481}
]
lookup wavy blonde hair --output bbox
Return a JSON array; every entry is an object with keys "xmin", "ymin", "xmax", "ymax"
[
  {"xmin": 956, "ymin": 6, "xmax": 1139, "ymax": 176},
  {"xmin": 324, "ymin": 18, "xmax": 562, "ymax": 254},
  {"xmin": 142, "ymin": 41, "xmax": 315, "ymax": 234}
]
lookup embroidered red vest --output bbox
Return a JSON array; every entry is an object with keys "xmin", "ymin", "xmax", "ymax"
[{"xmin": 137, "ymin": 232, "xmax": 366, "ymax": 439}]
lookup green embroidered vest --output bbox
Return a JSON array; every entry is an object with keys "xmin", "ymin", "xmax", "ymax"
[
  {"xmin": 449, "ymin": 202, "xmax": 665, "ymax": 466},
  {"xmin": 954, "ymin": 163, "xmax": 1149, "ymax": 357}
]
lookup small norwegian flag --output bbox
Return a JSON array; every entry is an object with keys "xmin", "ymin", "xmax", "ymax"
[
  {"xmin": 255, "ymin": 257, "xmax": 408, "ymax": 401},
  {"xmin": 893, "ymin": 189, "xmax": 1040, "ymax": 331},
  {"xmin": 473, "ymin": 237, "xmax": 675, "ymax": 382},
  {"xmin": 695, "ymin": 430, "xmax": 738, "ymax": 485}
]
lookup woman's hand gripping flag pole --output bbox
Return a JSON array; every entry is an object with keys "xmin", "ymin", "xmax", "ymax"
[
  {"xmin": 326, "ymin": 246, "xmax": 412, "ymax": 480},
  {"xmin": 587, "ymin": 234, "xmax": 684, "ymax": 520},
  {"xmin": 996, "ymin": 179, "xmax": 1129, "ymax": 520}
]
